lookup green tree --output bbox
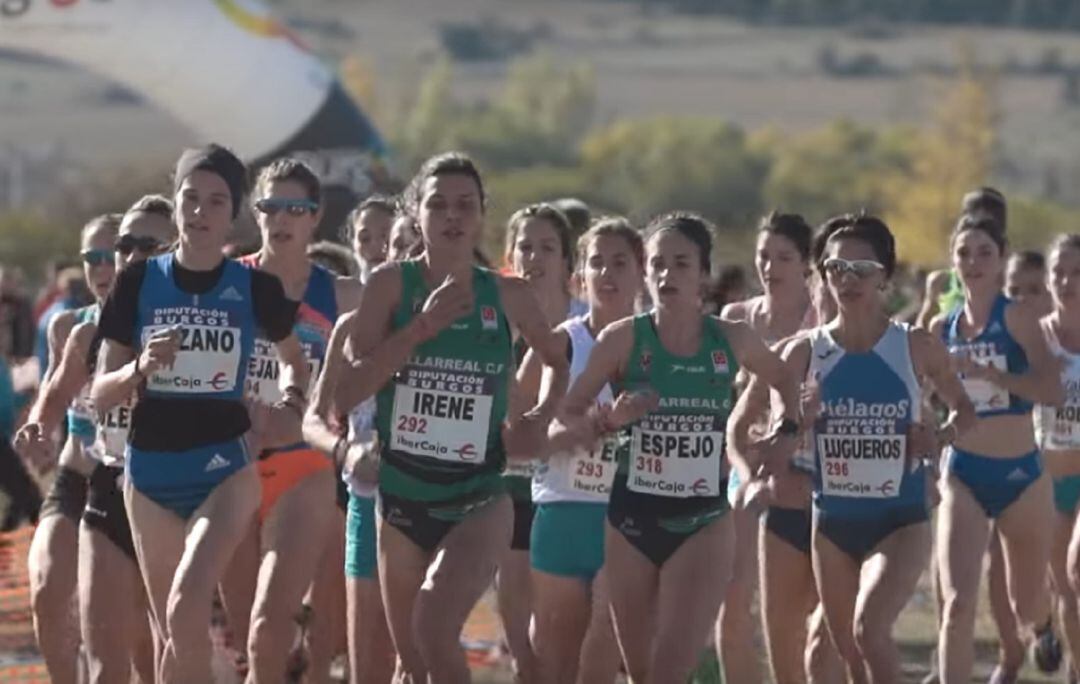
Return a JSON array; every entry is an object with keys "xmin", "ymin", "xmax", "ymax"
[{"xmin": 580, "ymin": 117, "xmax": 769, "ymax": 231}]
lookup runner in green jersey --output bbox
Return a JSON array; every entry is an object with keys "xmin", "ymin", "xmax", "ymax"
[
  {"xmin": 335, "ymin": 153, "xmax": 569, "ymax": 682},
  {"xmin": 547, "ymin": 212, "xmax": 801, "ymax": 682}
]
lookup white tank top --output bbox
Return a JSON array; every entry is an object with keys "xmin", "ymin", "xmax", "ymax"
[
  {"xmin": 1035, "ymin": 319, "xmax": 1080, "ymax": 451},
  {"xmin": 532, "ymin": 316, "xmax": 616, "ymax": 505}
]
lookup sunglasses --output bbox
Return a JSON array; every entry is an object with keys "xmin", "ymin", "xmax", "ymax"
[
  {"xmin": 254, "ymin": 198, "xmax": 319, "ymax": 217},
  {"xmin": 116, "ymin": 234, "xmax": 165, "ymax": 256},
  {"xmin": 822, "ymin": 258, "xmax": 884, "ymax": 279},
  {"xmin": 81, "ymin": 249, "xmax": 115, "ymax": 267}
]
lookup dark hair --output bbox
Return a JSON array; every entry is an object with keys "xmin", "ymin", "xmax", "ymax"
[
  {"xmin": 307, "ymin": 240, "xmax": 357, "ymax": 277},
  {"xmin": 951, "ymin": 213, "xmax": 1007, "ymax": 254},
  {"xmin": 644, "ymin": 212, "xmax": 715, "ymax": 273},
  {"xmin": 126, "ymin": 194, "xmax": 173, "ymax": 220},
  {"xmin": 1049, "ymin": 234, "xmax": 1080, "ymax": 260},
  {"xmin": 577, "ymin": 216, "xmax": 644, "ymax": 271},
  {"xmin": 173, "ymin": 143, "xmax": 249, "ymax": 218},
  {"xmin": 81, "ymin": 213, "xmax": 122, "ymax": 244},
  {"xmin": 504, "ymin": 203, "xmax": 575, "ymax": 273},
  {"xmin": 1008, "ymin": 250, "xmax": 1045, "ymax": 273},
  {"xmin": 708, "ymin": 265, "xmax": 750, "ymax": 311},
  {"xmin": 812, "ymin": 216, "xmax": 848, "ymax": 266},
  {"xmin": 253, "ymin": 158, "xmax": 322, "ymax": 205},
  {"xmin": 960, "ymin": 187, "xmax": 1007, "ymax": 231},
  {"xmin": 342, "ymin": 194, "xmax": 397, "ymax": 242},
  {"xmin": 757, "ymin": 211, "xmax": 812, "ymax": 262},
  {"xmin": 552, "ymin": 198, "xmax": 591, "ymax": 240},
  {"xmin": 403, "ymin": 152, "xmax": 486, "ymax": 218},
  {"xmin": 817, "ymin": 212, "xmax": 897, "ymax": 278}
]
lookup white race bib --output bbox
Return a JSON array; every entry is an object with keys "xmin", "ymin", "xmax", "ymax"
[
  {"xmin": 390, "ymin": 365, "xmax": 494, "ymax": 464},
  {"xmin": 959, "ymin": 352, "xmax": 1009, "ymax": 413},
  {"xmin": 98, "ymin": 398, "xmax": 133, "ymax": 466},
  {"xmin": 1038, "ymin": 403, "xmax": 1080, "ymax": 450},
  {"xmin": 817, "ymin": 433, "xmax": 906, "ymax": 498},
  {"xmin": 245, "ymin": 338, "xmax": 322, "ymax": 405},
  {"xmin": 568, "ymin": 439, "xmax": 617, "ymax": 496},
  {"xmin": 143, "ymin": 324, "xmax": 241, "ymax": 394},
  {"xmin": 628, "ymin": 415, "xmax": 723, "ymax": 498}
]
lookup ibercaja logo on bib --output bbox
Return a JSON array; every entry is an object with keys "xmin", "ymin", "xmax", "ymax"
[
  {"xmin": 480, "ymin": 306, "xmax": 497, "ymax": 331},
  {"xmin": 711, "ymin": 350, "xmax": 729, "ymax": 374}
]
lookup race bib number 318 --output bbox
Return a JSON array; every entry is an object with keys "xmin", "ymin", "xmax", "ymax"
[{"xmin": 629, "ymin": 415, "xmax": 722, "ymax": 498}]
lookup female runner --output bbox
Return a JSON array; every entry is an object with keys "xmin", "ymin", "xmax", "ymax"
[
  {"xmin": 931, "ymin": 214, "xmax": 1062, "ymax": 684},
  {"xmin": 550, "ymin": 212, "xmax": 801, "ymax": 682},
  {"xmin": 91, "ymin": 144, "xmax": 309, "ymax": 683},
  {"xmin": 334, "ymin": 152, "xmax": 570, "ymax": 682}
]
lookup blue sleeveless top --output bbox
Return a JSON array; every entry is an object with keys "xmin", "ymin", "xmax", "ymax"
[
  {"xmin": 943, "ymin": 294, "xmax": 1031, "ymax": 417},
  {"xmin": 134, "ymin": 254, "xmax": 256, "ymax": 402},
  {"xmin": 809, "ymin": 322, "xmax": 925, "ymax": 517},
  {"xmin": 242, "ymin": 259, "xmax": 337, "ymax": 404}
]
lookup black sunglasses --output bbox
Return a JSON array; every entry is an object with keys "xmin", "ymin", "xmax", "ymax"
[
  {"xmin": 254, "ymin": 198, "xmax": 319, "ymax": 217},
  {"xmin": 116, "ymin": 234, "xmax": 165, "ymax": 256}
]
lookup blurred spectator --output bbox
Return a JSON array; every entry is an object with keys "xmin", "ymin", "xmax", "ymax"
[
  {"xmin": 0, "ymin": 354, "xmax": 41, "ymax": 530},
  {"xmin": 0, "ymin": 266, "xmax": 34, "ymax": 361},
  {"xmin": 32, "ymin": 259, "xmax": 78, "ymax": 323}
]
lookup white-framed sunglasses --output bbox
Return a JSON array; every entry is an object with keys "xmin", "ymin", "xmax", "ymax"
[{"xmin": 822, "ymin": 258, "xmax": 884, "ymax": 279}]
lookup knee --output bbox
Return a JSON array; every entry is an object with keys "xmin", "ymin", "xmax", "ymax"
[
  {"xmin": 413, "ymin": 601, "xmax": 457, "ymax": 665},
  {"xmin": 852, "ymin": 611, "xmax": 888, "ymax": 659},
  {"xmin": 247, "ymin": 604, "xmax": 298, "ymax": 654},
  {"xmin": 942, "ymin": 586, "xmax": 978, "ymax": 626}
]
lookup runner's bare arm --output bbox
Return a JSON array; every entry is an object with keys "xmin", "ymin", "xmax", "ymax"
[
  {"xmin": 25, "ymin": 322, "xmax": 95, "ymax": 431},
  {"xmin": 272, "ymin": 332, "xmax": 309, "ymax": 401},
  {"xmin": 501, "ymin": 277, "xmax": 570, "ymax": 421},
  {"xmin": 303, "ymin": 311, "xmax": 354, "ymax": 456},
  {"xmin": 547, "ymin": 319, "xmax": 634, "ymax": 453},
  {"xmin": 994, "ymin": 303, "xmax": 1066, "ymax": 406},
  {"xmin": 90, "ymin": 339, "xmax": 141, "ymax": 412},
  {"xmin": 726, "ymin": 372, "xmax": 770, "ymax": 483},
  {"xmin": 911, "ymin": 329, "xmax": 976, "ymax": 444},
  {"xmin": 336, "ymin": 264, "xmax": 471, "ymax": 413},
  {"xmin": 722, "ymin": 318, "xmax": 800, "ymax": 425}
]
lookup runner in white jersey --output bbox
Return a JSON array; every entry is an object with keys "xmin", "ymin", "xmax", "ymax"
[
  {"xmin": 498, "ymin": 202, "xmax": 581, "ymax": 681},
  {"xmin": 1034, "ymin": 235, "xmax": 1080, "ymax": 684},
  {"xmin": 304, "ymin": 307, "xmax": 396, "ymax": 684},
  {"xmin": 518, "ymin": 218, "xmax": 642, "ymax": 684}
]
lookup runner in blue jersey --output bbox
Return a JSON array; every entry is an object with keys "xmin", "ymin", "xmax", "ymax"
[
  {"xmin": 90, "ymin": 144, "xmax": 309, "ymax": 684},
  {"xmin": 18, "ymin": 197, "xmax": 174, "ymax": 683},
  {"xmin": 517, "ymin": 217, "xmax": 642, "ymax": 684},
  {"xmin": 931, "ymin": 215, "xmax": 1064, "ymax": 684},
  {"xmin": 780, "ymin": 214, "xmax": 975, "ymax": 683},
  {"xmin": 217, "ymin": 158, "xmax": 362, "ymax": 682},
  {"xmin": 15, "ymin": 213, "xmax": 120, "ymax": 684},
  {"xmin": 548, "ymin": 212, "xmax": 801, "ymax": 682}
]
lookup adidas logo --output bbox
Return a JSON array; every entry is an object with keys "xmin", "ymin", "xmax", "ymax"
[
  {"xmin": 1005, "ymin": 467, "xmax": 1029, "ymax": 482},
  {"xmin": 220, "ymin": 286, "xmax": 244, "ymax": 302},
  {"xmin": 204, "ymin": 453, "xmax": 231, "ymax": 472}
]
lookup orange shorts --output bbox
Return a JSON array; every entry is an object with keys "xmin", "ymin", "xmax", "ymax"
[{"xmin": 256, "ymin": 443, "xmax": 332, "ymax": 522}]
